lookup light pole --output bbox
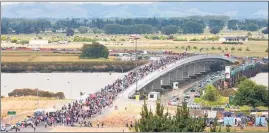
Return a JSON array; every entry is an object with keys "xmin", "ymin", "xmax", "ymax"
[{"xmin": 130, "ymin": 34, "xmax": 140, "ymax": 93}]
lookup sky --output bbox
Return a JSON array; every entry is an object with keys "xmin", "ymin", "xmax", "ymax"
[{"xmin": 1, "ymin": 2, "xmax": 153, "ymax": 5}]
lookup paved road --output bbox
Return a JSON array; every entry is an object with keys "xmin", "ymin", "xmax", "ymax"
[{"xmin": 161, "ymin": 73, "xmax": 211, "ymax": 106}]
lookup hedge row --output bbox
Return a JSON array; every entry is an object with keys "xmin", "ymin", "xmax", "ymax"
[
  {"xmin": 8, "ymin": 88, "xmax": 65, "ymax": 99},
  {"xmin": 1, "ymin": 61, "xmax": 147, "ymax": 73}
]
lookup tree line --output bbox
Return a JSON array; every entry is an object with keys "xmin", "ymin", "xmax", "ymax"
[
  {"xmin": 8, "ymin": 88, "xmax": 65, "ymax": 99},
  {"xmin": 1, "ymin": 17, "xmax": 268, "ymax": 35}
]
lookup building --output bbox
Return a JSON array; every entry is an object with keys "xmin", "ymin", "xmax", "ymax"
[
  {"xmin": 219, "ymin": 36, "xmax": 248, "ymax": 42},
  {"xmin": 29, "ymin": 40, "xmax": 49, "ymax": 47}
]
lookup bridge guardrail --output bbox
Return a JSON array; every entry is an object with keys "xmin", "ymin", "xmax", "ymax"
[{"xmin": 125, "ymin": 55, "xmax": 235, "ymax": 98}]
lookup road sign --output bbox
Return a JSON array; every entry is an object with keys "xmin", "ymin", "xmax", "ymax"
[{"xmin": 7, "ymin": 111, "xmax": 16, "ymax": 115}]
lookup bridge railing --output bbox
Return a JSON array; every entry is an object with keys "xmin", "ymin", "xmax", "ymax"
[{"xmin": 126, "ymin": 54, "xmax": 235, "ymax": 98}]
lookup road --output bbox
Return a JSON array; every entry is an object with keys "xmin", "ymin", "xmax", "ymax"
[{"xmin": 161, "ymin": 73, "xmax": 211, "ymax": 107}]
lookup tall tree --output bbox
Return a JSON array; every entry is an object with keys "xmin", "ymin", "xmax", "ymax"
[
  {"xmin": 66, "ymin": 28, "xmax": 74, "ymax": 36},
  {"xmin": 182, "ymin": 20, "xmax": 204, "ymax": 34},
  {"xmin": 80, "ymin": 42, "xmax": 109, "ymax": 59},
  {"xmin": 208, "ymin": 20, "xmax": 225, "ymax": 34},
  {"xmin": 161, "ymin": 25, "xmax": 178, "ymax": 35}
]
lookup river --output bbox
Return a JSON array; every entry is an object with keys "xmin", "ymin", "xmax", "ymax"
[
  {"xmin": 1, "ymin": 72, "xmax": 126, "ymax": 99},
  {"xmin": 1, "ymin": 72, "xmax": 268, "ymax": 99},
  {"xmin": 250, "ymin": 72, "xmax": 268, "ymax": 87}
]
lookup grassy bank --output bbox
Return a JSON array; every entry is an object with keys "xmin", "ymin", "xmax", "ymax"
[{"xmin": 1, "ymin": 61, "xmax": 147, "ymax": 73}]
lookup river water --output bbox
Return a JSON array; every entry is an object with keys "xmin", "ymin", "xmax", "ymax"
[
  {"xmin": 1, "ymin": 72, "xmax": 126, "ymax": 99},
  {"xmin": 1, "ymin": 72, "xmax": 268, "ymax": 99},
  {"xmin": 250, "ymin": 72, "xmax": 268, "ymax": 87}
]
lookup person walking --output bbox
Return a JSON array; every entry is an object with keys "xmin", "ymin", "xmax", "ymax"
[
  {"xmin": 97, "ymin": 120, "xmax": 100, "ymax": 128},
  {"xmin": 33, "ymin": 124, "xmax": 36, "ymax": 132}
]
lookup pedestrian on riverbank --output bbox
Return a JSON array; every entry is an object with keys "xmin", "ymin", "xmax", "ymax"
[
  {"xmin": 33, "ymin": 125, "xmax": 36, "ymax": 132},
  {"xmin": 97, "ymin": 121, "xmax": 100, "ymax": 128}
]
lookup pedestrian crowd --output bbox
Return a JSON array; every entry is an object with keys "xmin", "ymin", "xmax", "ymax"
[{"xmin": 11, "ymin": 52, "xmax": 199, "ymax": 131}]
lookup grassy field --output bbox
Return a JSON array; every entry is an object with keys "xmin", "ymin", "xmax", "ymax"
[
  {"xmin": 1, "ymin": 30, "xmax": 268, "ymax": 63},
  {"xmin": 194, "ymin": 96, "xmax": 229, "ymax": 106},
  {"xmin": 1, "ymin": 51, "xmax": 117, "ymax": 62}
]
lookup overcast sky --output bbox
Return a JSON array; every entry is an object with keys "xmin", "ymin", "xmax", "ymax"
[{"xmin": 2, "ymin": 2, "xmax": 153, "ymax": 5}]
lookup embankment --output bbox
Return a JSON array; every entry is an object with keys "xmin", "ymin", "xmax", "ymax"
[{"xmin": 1, "ymin": 61, "xmax": 147, "ymax": 73}]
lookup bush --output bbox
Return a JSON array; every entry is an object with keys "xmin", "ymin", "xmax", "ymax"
[
  {"xmin": 222, "ymin": 42, "xmax": 243, "ymax": 45},
  {"xmin": 18, "ymin": 40, "xmax": 29, "ymax": 45},
  {"xmin": 266, "ymin": 48, "xmax": 268, "ymax": 52},
  {"xmin": 173, "ymin": 38, "xmax": 187, "ymax": 41},
  {"xmin": 245, "ymin": 47, "xmax": 250, "ymax": 51},
  {"xmin": 120, "ymin": 39, "xmax": 126, "ymax": 41},
  {"xmin": 237, "ymin": 47, "xmax": 242, "ymax": 51},
  {"xmin": 74, "ymin": 36, "xmax": 93, "ymax": 42},
  {"xmin": 11, "ymin": 37, "xmax": 18, "ymax": 43},
  {"xmin": 211, "ymin": 46, "xmax": 215, "ymax": 50},
  {"xmin": 80, "ymin": 42, "xmax": 109, "ymax": 59},
  {"xmin": 217, "ymin": 46, "xmax": 222, "ymax": 51},
  {"xmin": 193, "ymin": 46, "xmax": 198, "ymax": 50},
  {"xmin": 219, "ymin": 88, "xmax": 236, "ymax": 97},
  {"xmin": 225, "ymin": 47, "xmax": 228, "ymax": 50},
  {"xmin": 231, "ymin": 47, "xmax": 235, "ymax": 51},
  {"xmin": 8, "ymin": 88, "xmax": 65, "ymax": 99},
  {"xmin": 1, "ymin": 36, "xmax": 7, "ymax": 41},
  {"xmin": 203, "ymin": 84, "xmax": 218, "ymax": 101},
  {"xmin": 190, "ymin": 38, "xmax": 200, "ymax": 41},
  {"xmin": 187, "ymin": 45, "xmax": 191, "ymax": 50},
  {"xmin": 38, "ymin": 36, "xmax": 43, "ymax": 39},
  {"xmin": 181, "ymin": 46, "xmax": 185, "ymax": 49}
]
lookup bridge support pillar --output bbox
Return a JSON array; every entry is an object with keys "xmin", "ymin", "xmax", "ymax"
[
  {"xmin": 153, "ymin": 78, "xmax": 162, "ymax": 91},
  {"xmin": 182, "ymin": 65, "xmax": 189, "ymax": 80}
]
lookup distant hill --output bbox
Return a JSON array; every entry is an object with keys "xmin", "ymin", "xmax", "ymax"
[{"xmin": 1, "ymin": 2, "xmax": 268, "ymax": 19}]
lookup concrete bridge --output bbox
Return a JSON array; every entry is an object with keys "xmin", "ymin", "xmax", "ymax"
[{"xmin": 122, "ymin": 54, "xmax": 236, "ymax": 99}]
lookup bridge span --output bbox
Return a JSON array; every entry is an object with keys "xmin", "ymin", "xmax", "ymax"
[{"xmin": 121, "ymin": 54, "xmax": 236, "ymax": 99}]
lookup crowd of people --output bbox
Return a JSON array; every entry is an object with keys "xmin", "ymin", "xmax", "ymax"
[{"xmin": 10, "ymin": 52, "xmax": 200, "ymax": 131}]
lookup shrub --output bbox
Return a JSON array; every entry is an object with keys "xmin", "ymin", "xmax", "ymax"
[
  {"xmin": 266, "ymin": 48, "xmax": 268, "ymax": 52},
  {"xmin": 217, "ymin": 46, "xmax": 222, "ymax": 51},
  {"xmin": 173, "ymin": 38, "xmax": 187, "ymax": 41},
  {"xmin": 175, "ymin": 46, "xmax": 179, "ymax": 49},
  {"xmin": 193, "ymin": 46, "xmax": 198, "ymax": 50},
  {"xmin": 225, "ymin": 47, "xmax": 228, "ymax": 50},
  {"xmin": 38, "ymin": 36, "xmax": 43, "ymax": 39},
  {"xmin": 187, "ymin": 45, "xmax": 191, "ymax": 50},
  {"xmin": 11, "ymin": 37, "xmax": 18, "ymax": 43},
  {"xmin": 222, "ymin": 42, "xmax": 243, "ymax": 45},
  {"xmin": 203, "ymin": 84, "xmax": 218, "ymax": 101},
  {"xmin": 73, "ymin": 36, "xmax": 93, "ymax": 42},
  {"xmin": 18, "ymin": 40, "xmax": 29, "ymax": 45},
  {"xmin": 211, "ymin": 46, "xmax": 215, "ymax": 50},
  {"xmin": 245, "ymin": 47, "xmax": 250, "ymax": 51},
  {"xmin": 1, "ymin": 36, "xmax": 7, "ymax": 41},
  {"xmin": 80, "ymin": 42, "xmax": 109, "ymax": 59},
  {"xmin": 231, "ymin": 47, "xmax": 235, "ymax": 51},
  {"xmin": 181, "ymin": 46, "xmax": 185, "ymax": 49},
  {"xmin": 8, "ymin": 88, "xmax": 65, "ymax": 99},
  {"xmin": 190, "ymin": 38, "xmax": 200, "ymax": 41},
  {"xmin": 237, "ymin": 47, "xmax": 242, "ymax": 51},
  {"xmin": 120, "ymin": 39, "xmax": 126, "ymax": 41}
]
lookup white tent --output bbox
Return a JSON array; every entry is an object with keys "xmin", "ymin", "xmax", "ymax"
[{"xmin": 75, "ymin": 94, "xmax": 89, "ymax": 102}]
